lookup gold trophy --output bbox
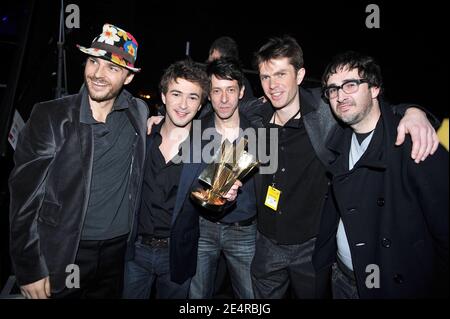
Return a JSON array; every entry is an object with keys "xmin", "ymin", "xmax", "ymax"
[{"xmin": 190, "ymin": 138, "xmax": 259, "ymax": 212}]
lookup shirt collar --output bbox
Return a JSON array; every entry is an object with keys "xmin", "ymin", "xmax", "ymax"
[
  {"xmin": 79, "ymin": 85, "xmax": 131, "ymax": 124},
  {"xmin": 261, "ymin": 86, "xmax": 315, "ymax": 128},
  {"xmin": 150, "ymin": 118, "xmax": 192, "ymax": 160},
  {"xmin": 201, "ymin": 108, "xmax": 254, "ymax": 136}
]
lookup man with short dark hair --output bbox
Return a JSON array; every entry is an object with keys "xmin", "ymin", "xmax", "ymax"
[{"xmin": 315, "ymin": 51, "xmax": 448, "ymax": 298}]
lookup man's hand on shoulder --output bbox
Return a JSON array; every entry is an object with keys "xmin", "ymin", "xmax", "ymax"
[
  {"xmin": 147, "ymin": 116, "xmax": 164, "ymax": 135},
  {"xmin": 396, "ymin": 107, "xmax": 439, "ymax": 163}
]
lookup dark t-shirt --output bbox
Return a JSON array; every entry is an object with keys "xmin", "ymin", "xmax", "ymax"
[{"xmin": 81, "ymin": 90, "xmax": 136, "ymax": 240}]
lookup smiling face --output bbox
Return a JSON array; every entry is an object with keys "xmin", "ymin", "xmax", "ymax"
[
  {"xmin": 84, "ymin": 57, "xmax": 134, "ymax": 103},
  {"xmin": 209, "ymin": 74, "xmax": 243, "ymax": 121},
  {"xmin": 327, "ymin": 67, "xmax": 381, "ymax": 132},
  {"xmin": 161, "ymin": 78, "xmax": 203, "ymax": 128},
  {"xmin": 258, "ymin": 57, "xmax": 305, "ymax": 111}
]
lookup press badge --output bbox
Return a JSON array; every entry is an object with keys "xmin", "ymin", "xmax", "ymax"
[{"xmin": 264, "ymin": 185, "xmax": 281, "ymax": 211}]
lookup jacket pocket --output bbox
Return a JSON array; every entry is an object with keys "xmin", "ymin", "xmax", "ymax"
[{"xmin": 38, "ymin": 201, "xmax": 61, "ymax": 227}]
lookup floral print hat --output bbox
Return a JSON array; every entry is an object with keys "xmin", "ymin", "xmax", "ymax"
[{"xmin": 77, "ymin": 23, "xmax": 141, "ymax": 72}]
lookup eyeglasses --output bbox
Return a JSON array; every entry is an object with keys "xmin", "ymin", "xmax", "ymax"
[{"xmin": 323, "ymin": 79, "xmax": 369, "ymax": 99}]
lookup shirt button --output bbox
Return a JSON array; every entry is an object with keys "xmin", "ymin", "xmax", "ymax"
[
  {"xmin": 280, "ymin": 146, "xmax": 285, "ymax": 151},
  {"xmin": 377, "ymin": 198, "xmax": 385, "ymax": 207},
  {"xmin": 381, "ymin": 238, "xmax": 391, "ymax": 248},
  {"xmin": 281, "ymin": 168, "xmax": 285, "ymax": 172},
  {"xmin": 393, "ymin": 274, "xmax": 404, "ymax": 284}
]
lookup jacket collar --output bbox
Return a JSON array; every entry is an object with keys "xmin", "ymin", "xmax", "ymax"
[
  {"xmin": 258, "ymin": 86, "xmax": 316, "ymax": 127},
  {"xmin": 326, "ymin": 102, "xmax": 397, "ymax": 176},
  {"xmin": 201, "ymin": 108, "xmax": 253, "ymax": 130},
  {"xmin": 200, "ymin": 108, "xmax": 254, "ymax": 148}
]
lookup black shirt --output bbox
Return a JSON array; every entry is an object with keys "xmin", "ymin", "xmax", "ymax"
[
  {"xmin": 80, "ymin": 88, "xmax": 136, "ymax": 240},
  {"xmin": 138, "ymin": 121, "xmax": 184, "ymax": 238},
  {"xmin": 257, "ymin": 94, "xmax": 329, "ymax": 244}
]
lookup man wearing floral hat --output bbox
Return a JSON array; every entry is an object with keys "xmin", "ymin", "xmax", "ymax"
[{"xmin": 9, "ymin": 23, "xmax": 148, "ymax": 298}]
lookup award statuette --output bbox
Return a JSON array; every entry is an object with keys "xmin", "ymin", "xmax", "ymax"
[{"xmin": 190, "ymin": 138, "xmax": 259, "ymax": 212}]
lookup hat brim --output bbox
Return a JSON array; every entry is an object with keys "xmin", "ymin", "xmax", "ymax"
[{"xmin": 77, "ymin": 45, "xmax": 141, "ymax": 73}]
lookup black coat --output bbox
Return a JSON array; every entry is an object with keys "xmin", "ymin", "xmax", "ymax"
[
  {"xmin": 314, "ymin": 102, "xmax": 449, "ymax": 298},
  {"xmin": 9, "ymin": 88, "xmax": 149, "ymax": 293},
  {"xmin": 125, "ymin": 130, "xmax": 204, "ymax": 284}
]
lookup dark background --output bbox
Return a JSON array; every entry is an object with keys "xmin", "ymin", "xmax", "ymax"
[{"xmin": 0, "ymin": 0, "xmax": 448, "ymax": 291}]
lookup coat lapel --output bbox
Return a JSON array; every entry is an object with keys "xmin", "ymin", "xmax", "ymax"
[
  {"xmin": 126, "ymin": 99, "xmax": 143, "ymax": 136},
  {"xmin": 300, "ymin": 87, "xmax": 338, "ymax": 167},
  {"xmin": 74, "ymin": 92, "xmax": 94, "ymax": 216},
  {"xmin": 325, "ymin": 125, "xmax": 350, "ymax": 176},
  {"xmin": 78, "ymin": 122, "xmax": 94, "ymax": 187},
  {"xmin": 172, "ymin": 162, "xmax": 203, "ymax": 225}
]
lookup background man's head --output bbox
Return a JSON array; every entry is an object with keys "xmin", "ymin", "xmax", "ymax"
[
  {"xmin": 208, "ymin": 36, "xmax": 240, "ymax": 62},
  {"xmin": 206, "ymin": 58, "xmax": 245, "ymax": 121},
  {"xmin": 322, "ymin": 51, "xmax": 382, "ymax": 132},
  {"xmin": 159, "ymin": 59, "xmax": 209, "ymax": 128},
  {"xmin": 254, "ymin": 35, "xmax": 306, "ymax": 110}
]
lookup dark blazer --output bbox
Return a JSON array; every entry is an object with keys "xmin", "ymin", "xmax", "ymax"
[
  {"xmin": 170, "ymin": 160, "xmax": 204, "ymax": 284},
  {"xmin": 314, "ymin": 102, "xmax": 449, "ymax": 298},
  {"xmin": 126, "ymin": 126, "xmax": 204, "ymax": 285},
  {"xmin": 9, "ymin": 88, "xmax": 149, "ymax": 293}
]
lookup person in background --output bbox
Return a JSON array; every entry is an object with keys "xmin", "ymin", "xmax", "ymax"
[{"xmin": 207, "ymin": 36, "xmax": 254, "ymax": 101}]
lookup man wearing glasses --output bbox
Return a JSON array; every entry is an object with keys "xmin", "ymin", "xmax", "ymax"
[{"xmin": 314, "ymin": 51, "xmax": 448, "ymax": 298}]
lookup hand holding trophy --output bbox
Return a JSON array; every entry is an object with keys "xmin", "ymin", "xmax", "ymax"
[{"xmin": 190, "ymin": 138, "xmax": 259, "ymax": 213}]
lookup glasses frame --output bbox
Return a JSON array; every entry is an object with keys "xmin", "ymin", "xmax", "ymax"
[{"xmin": 323, "ymin": 79, "xmax": 369, "ymax": 99}]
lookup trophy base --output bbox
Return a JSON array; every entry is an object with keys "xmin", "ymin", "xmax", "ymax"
[{"xmin": 190, "ymin": 188, "xmax": 227, "ymax": 213}]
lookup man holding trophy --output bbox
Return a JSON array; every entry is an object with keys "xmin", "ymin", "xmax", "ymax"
[{"xmin": 189, "ymin": 58, "xmax": 259, "ymax": 299}]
